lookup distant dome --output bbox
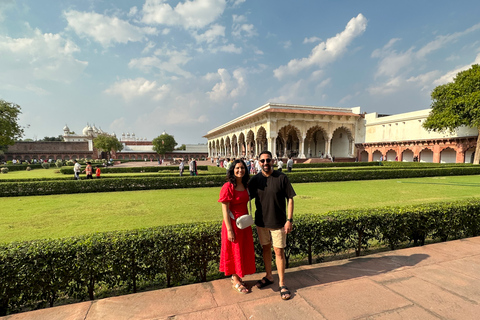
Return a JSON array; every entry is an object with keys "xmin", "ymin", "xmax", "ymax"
[{"xmin": 63, "ymin": 124, "xmax": 70, "ymax": 132}]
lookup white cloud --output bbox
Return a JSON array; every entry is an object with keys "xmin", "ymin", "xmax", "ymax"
[
  {"xmin": 367, "ymin": 76, "xmax": 403, "ymax": 96},
  {"xmin": 129, "ymin": 49, "xmax": 193, "ymax": 78},
  {"xmin": 128, "ymin": 7, "xmax": 138, "ymax": 17},
  {"xmin": 64, "ymin": 10, "xmax": 157, "ymax": 47},
  {"xmin": 193, "ymin": 24, "xmax": 225, "ymax": 43},
  {"xmin": 0, "ymin": 28, "xmax": 87, "ymax": 86},
  {"xmin": 0, "ymin": 0, "xmax": 14, "ymax": 22},
  {"xmin": 273, "ymin": 13, "xmax": 367, "ymax": 80},
  {"xmin": 207, "ymin": 68, "xmax": 247, "ymax": 101},
  {"xmin": 282, "ymin": 40, "xmax": 292, "ymax": 49},
  {"xmin": 142, "ymin": 41, "xmax": 156, "ymax": 54},
  {"xmin": 303, "ymin": 36, "xmax": 321, "ymax": 44},
  {"xmin": 141, "ymin": 0, "xmax": 226, "ymax": 29},
  {"xmin": 219, "ymin": 43, "xmax": 242, "ymax": 53},
  {"xmin": 104, "ymin": 78, "xmax": 170, "ymax": 101},
  {"xmin": 232, "ymin": 15, "xmax": 257, "ymax": 38},
  {"xmin": 231, "ymin": 0, "xmax": 246, "ymax": 7},
  {"xmin": 432, "ymin": 53, "xmax": 480, "ymax": 86}
]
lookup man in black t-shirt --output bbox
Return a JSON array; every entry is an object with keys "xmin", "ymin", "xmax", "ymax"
[{"xmin": 248, "ymin": 151, "xmax": 296, "ymax": 300}]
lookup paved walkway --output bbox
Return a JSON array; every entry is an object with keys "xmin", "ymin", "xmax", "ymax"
[{"xmin": 4, "ymin": 237, "xmax": 480, "ymax": 320}]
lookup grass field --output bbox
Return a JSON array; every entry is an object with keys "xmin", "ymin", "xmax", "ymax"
[{"xmin": 2, "ymin": 174, "xmax": 480, "ymax": 243}]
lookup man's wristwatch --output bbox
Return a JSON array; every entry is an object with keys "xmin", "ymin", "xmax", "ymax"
[{"xmin": 287, "ymin": 218, "xmax": 293, "ymax": 223}]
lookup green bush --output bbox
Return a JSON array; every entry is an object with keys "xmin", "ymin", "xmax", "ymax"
[
  {"xmin": 2, "ymin": 199, "xmax": 480, "ymax": 315},
  {"xmin": 0, "ymin": 168, "xmax": 8, "ymax": 174},
  {"xmin": 41, "ymin": 163, "xmax": 51, "ymax": 169},
  {"xmin": 3, "ymin": 166, "xmax": 480, "ymax": 197},
  {"xmin": 55, "ymin": 160, "xmax": 63, "ymax": 168}
]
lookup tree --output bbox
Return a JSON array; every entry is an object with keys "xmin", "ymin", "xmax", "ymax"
[
  {"xmin": 175, "ymin": 144, "xmax": 186, "ymax": 150},
  {"xmin": 423, "ymin": 64, "xmax": 480, "ymax": 164},
  {"xmin": 152, "ymin": 133, "xmax": 177, "ymax": 158},
  {"xmin": 40, "ymin": 135, "xmax": 63, "ymax": 142},
  {"xmin": 0, "ymin": 99, "xmax": 24, "ymax": 153},
  {"xmin": 93, "ymin": 134, "xmax": 123, "ymax": 160}
]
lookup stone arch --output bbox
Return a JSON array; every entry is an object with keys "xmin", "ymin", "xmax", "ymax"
[
  {"xmin": 225, "ymin": 136, "xmax": 231, "ymax": 157},
  {"xmin": 256, "ymin": 127, "xmax": 268, "ymax": 153},
  {"xmin": 360, "ymin": 150, "xmax": 369, "ymax": 162},
  {"xmin": 238, "ymin": 132, "xmax": 246, "ymax": 156},
  {"xmin": 402, "ymin": 149, "xmax": 414, "ymax": 162},
  {"xmin": 231, "ymin": 134, "xmax": 238, "ymax": 157},
  {"xmin": 305, "ymin": 125, "xmax": 328, "ymax": 158},
  {"xmin": 385, "ymin": 149, "xmax": 397, "ymax": 161},
  {"xmin": 419, "ymin": 148, "xmax": 433, "ymax": 163},
  {"xmin": 465, "ymin": 146, "xmax": 475, "ymax": 163},
  {"xmin": 331, "ymin": 126, "xmax": 353, "ymax": 158},
  {"xmin": 277, "ymin": 124, "xmax": 301, "ymax": 158},
  {"xmin": 246, "ymin": 130, "xmax": 255, "ymax": 156},
  {"xmin": 440, "ymin": 147, "xmax": 456, "ymax": 163},
  {"xmin": 372, "ymin": 150, "xmax": 382, "ymax": 161}
]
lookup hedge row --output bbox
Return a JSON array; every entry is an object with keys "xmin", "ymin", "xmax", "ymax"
[
  {"xmin": 2, "ymin": 199, "xmax": 480, "ymax": 315},
  {"xmin": 292, "ymin": 161, "xmax": 381, "ymax": 168},
  {"xmin": 59, "ymin": 165, "xmax": 209, "ymax": 174},
  {"xmin": 2, "ymin": 166, "xmax": 480, "ymax": 197}
]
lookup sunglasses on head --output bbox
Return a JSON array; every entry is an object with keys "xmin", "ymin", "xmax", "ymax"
[{"xmin": 259, "ymin": 158, "xmax": 272, "ymax": 164}]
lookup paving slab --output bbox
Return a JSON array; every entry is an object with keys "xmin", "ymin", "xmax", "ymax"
[
  {"xmin": 298, "ymin": 278, "xmax": 411, "ymax": 320},
  {"xmin": 410, "ymin": 264, "xmax": 480, "ymax": 303},
  {"xmin": 382, "ymin": 275, "xmax": 480, "ymax": 320},
  {"xmin": 86, "ymin": 282, "xmax": 217, "ymax": 320},
  {"xmin": 238, "ymin": 295, "xmax": 326, "ymax": 320},
  {"xmin": 359, "ymin": 305, "xmax": 440, "ymax": 320},
  {"xmin": 1, "ymin": 302, "xmax": 91, "ymax": 320},
  {"xmin": 163, "ymin": 304, "xmax": 246, "ymax": 320}
]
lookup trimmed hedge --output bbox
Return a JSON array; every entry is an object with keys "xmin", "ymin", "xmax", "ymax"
[
  {"xmin": 292, "ymin": 161, "xmax": 381, "ymax": 168},
  {"xmin": 59, "ymin": 165, "xmax": 209, "ymax": 174},
  {"xmin": 2, "ymin": 166, "xmax": 480, "ymax": 197},
  {"xmin": 2, "ymin": 199, "xmax": 480, "ymax": 315}
]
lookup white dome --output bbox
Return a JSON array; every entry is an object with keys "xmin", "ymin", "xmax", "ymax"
[{"xmin": 63, "ymin": 124, "xmax": 70, "ymax": 132}]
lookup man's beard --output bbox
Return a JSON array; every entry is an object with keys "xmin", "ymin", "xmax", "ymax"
[{"xmin": 262, "ymin": 164, "xmax": 271, "ymax": 173}]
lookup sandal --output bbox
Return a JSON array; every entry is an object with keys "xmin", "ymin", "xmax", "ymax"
[
  {"xmin": 279, "ymin": 286, "xmax": 291, "ymax": 300},
  {"xmin": 232, "ymin": 282, "xmax": 249, "ymax": 294},
  {"xmin": 256, "ymin": 276, "xmax": 274, "ymax": 288}
]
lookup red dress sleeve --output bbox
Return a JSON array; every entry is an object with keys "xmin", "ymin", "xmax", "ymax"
[{"xmin": 218, "ymin": 182, "xmax": 234, "ymax": 203}]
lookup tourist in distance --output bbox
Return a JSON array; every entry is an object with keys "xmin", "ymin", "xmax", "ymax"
[
  {"xmin": 248, "ymin": 151, "xmax": 296, "ymax": 300},
  {"xmin": 95, "ymin": 165, "xmax": 101, "ymax": 178},
  {"xmin": 73, "ymin": 159, "xmax": 81, "ymax": 180},
  {"xmin": 179, "ymin": 159, "xmax": 184, "ymax": 176},
  {"xmin": 218, "ymin": 159, "xmax": 256, "ymax": 294},
  {"xmin": 83, "ymin": 161, "xmax": 93, "ymax": 179},
  {"xmin": 189, "ymin": 158, "xmax": 195, "ymax": 176},
  {"xmin": 287, "ymin": 157, "xmax": 293, "ymax": 172},
  {"xmin": 277, "ymin": 158, "xmax": 283, "ymax": 172}
]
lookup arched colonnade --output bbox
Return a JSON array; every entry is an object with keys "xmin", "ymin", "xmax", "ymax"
[{"xmin": 357, "ymin": 137, "xmax": 477, "ymax": 163}]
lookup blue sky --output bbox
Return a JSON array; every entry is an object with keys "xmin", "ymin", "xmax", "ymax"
[{"xmin": 1, "ymin": 0, "xmax": 480, "ymax": 144}]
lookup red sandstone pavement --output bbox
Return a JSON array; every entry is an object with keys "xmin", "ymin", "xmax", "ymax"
[{"xmin": 4, "ymin": 237, "xmax": 480, "ymax": 319}]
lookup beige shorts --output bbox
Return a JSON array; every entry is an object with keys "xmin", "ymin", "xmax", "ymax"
[{"xmin": 256, "ymin": 226, "xmax": 287, "ymax": 248}]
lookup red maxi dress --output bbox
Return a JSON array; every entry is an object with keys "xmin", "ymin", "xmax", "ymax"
[{"xmin": 218, "ymin": 182, "xmax": 256, "ymax": 278}]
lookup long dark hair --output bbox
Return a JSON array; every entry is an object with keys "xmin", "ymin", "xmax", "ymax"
[{"xmin": 226, "ymin": 159, "xmax": 250, "ymax": 187}]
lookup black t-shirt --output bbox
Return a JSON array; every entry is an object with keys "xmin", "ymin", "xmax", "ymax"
[{"xmin": 248, "ymin": 170, "xmax": 296, "ymax": 229}]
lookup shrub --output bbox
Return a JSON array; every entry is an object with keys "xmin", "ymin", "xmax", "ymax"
[
  {"xmin": 41, "ymin": 163, "xmax": 50, "ymax": 169},
  {"xmin": 55, "ymin": 160, "xmax": 63, "ymax": 168},
  {"xmin": 0, "ymin": 168, "xmax": 8, "ymax": 174},
  {"xmin": 2, "ymin": 199, "xmax": 480, "ymax": 316},
  {"xmin": 25, "ymin": 167, "xmax": 31, "ymax": 171},
  {"xmin": 66, "ymin": 160, "xmax": 74, "ymax": 166}
]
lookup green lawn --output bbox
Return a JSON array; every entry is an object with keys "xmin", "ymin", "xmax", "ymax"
[{"xmin": 2, "ymin": 175, "xmax": 480, "ymax": 243}]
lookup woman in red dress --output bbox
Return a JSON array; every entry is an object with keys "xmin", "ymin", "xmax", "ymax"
[{"xmin": 218, "ymin": 159, "xmax": 256, "ymax": 294}]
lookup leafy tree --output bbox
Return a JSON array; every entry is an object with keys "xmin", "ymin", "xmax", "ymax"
[
  {"xmin": 0, "ymin": 99, "xmax": 24, "ymax": 153},
  {"xmin": 40, "ymin": 135, "xmax": 63, "ymax": 142},
  {"xmin": 152, "ymin": 133, "xmax": 177, "ymax": 158},
  {"xmin": 93, "ymin": 134, "xmax": 123, "ymax": 160},
  {"xmin": 423, "ymin": 64, "xmax": 480, "ymax": 164},
  {"xmin": 175, "ymin": 144, "xmax": 186, "ymax": 150}
]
